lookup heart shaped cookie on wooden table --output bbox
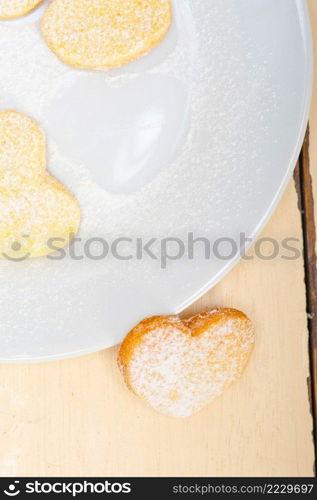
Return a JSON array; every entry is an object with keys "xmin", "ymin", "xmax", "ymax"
[{"xmin": 118, "ymin": 308, "xmax": 255, "ymax": 417}]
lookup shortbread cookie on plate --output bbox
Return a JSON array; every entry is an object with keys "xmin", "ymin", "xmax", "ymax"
[
  {"xmin": 0, "ymin": 0, "xmax": 43, "ymax": 19},
  {"xmin": 41, "ymin": 0, "xmax": 172, "ymax": 70},
  {"xmin": 0, "ymin": 110, "xmax": 80, "ymax": 260}
]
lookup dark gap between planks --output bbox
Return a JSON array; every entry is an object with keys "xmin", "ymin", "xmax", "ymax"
[{"xmin": 294, "ymin": 126, "xmax": 317, "ymax": 470}]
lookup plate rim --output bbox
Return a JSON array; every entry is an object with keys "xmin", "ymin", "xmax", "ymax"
[{"xmin": 0, "ymin": 0, "xmax": 313, "ymax": 363}]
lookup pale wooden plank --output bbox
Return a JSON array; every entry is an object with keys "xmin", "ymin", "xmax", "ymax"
[{"xmin": 0, "ymin": 178, "xmax": 314, "ymax": 477}]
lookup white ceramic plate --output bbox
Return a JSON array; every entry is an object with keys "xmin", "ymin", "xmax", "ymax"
[{"xmin": 0, "ymin": 0, "xmax": 313, "ymax": 362}]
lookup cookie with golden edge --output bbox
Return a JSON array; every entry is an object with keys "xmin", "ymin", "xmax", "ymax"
[
  {"xmin": 0, "ymin": 110, "xmax": 80, "ymax": 260},
  {"xmin": 118, "ymin": 308, "xmax": 255, "ymax": 417},
  {"xmin": 41, "ymin": 0, "xmax": 172, "ymax": 70},
  {"xmin": 0, "ymin": 0, "xmax": 43, "ymax": 19}
]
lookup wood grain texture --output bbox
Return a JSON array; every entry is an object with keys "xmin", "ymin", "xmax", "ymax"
[
  {"xmin": 0, "ymin": 179, "xmax": 314, "ymax": 477},
  {"xmin": 295, "ymin": 130, "xmax": 317, "ymax": 452}
]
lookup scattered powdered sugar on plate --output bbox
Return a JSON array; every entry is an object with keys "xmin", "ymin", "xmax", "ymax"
[
  {"xmin": 0, "ymin": 1, "xmax": 277, "ymax": 240},
  {"xmin": 0, "ymin": 0, "xmax": 299, "ymax": 360}
]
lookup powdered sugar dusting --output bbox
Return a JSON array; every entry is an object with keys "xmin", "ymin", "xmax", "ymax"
[
  {"xmin": 0, "ymin": 0, "xmax": 296, "ymax": 360},
  {"xmin": 41, "ymin": 0, "xmax": 171, "ymax": 70},
  {"xmin": 0, "ymin": 110, "xmax": 80, "ymax": 258},
  {"xmin": 0, "ymin": 0, "xmax": 43, "ymax": 19},
  {"xmin": 127, "ymin": 311, "xmax": 255, "ymax": 417}
]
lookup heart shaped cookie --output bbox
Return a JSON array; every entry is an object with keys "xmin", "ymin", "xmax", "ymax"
[
  {"xmin": 0, "ymin": 110, "xmax": 80, "ymax": 259},
  {"xmin": 118, "ymin": 308, "xmax": 255, "ymax": 417},
  {"xmin": 0, "ymin": 0, "xmax": 43, "ymax": 19},
  {"xmin": 41, "ymin": 0, "xmax": 172, "ymax": 70}
]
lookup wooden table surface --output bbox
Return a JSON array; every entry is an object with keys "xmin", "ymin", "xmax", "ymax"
[{"xmin": 1, "ymin": 3, "xmax": 317, "ymax": 478}]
